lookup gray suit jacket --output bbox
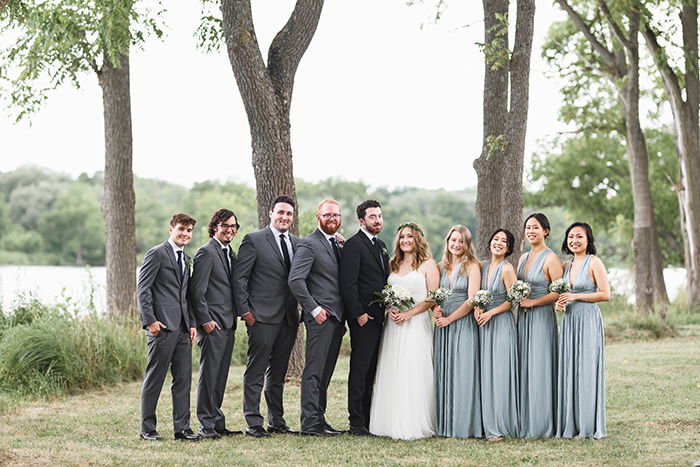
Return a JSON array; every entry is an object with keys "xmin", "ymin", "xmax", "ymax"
[
  {"xmin": 233, "ymin": 227, "xmax": 299, "ymax": 326},
  {"xmin": 137, "ymin": 241, "xmax": 193, "ymax": 330},
  {"xmin": 288, "ymin": 228, "xmax": 344, "ymax": 322},
  {"xmin": 188, "ymin": 237, "xmax": 236, "ymax": 330}
]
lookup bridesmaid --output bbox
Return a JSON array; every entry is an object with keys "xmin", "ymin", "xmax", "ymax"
[
  {"xmin": 517, "ymin": 213, "xmax": 563, "ymax": 438},
  {"xmin": 433, "ymin": 225, "xmax": 482, "ymax": 438},
  {"xmin": 556, "ymin": 222, "xmax": 609, "ymax": 439},
  {"xmin": 475, "ymin": 229, "xmax": 519, "ymax": 441}
]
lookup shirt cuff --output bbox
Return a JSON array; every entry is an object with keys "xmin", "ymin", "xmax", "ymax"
[{"xmin": 311, "ymin": 306, "xmax": 322, "ymax": 318}]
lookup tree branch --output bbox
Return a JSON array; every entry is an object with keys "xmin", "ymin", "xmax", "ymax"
[
  {"xmin": 555, "ymin": 0, "xmax": 617, "ymax": 72},
  {"xmin": 598, "ymin": 0, "xmax": 630, "ymax": 49},
  {"xmin": 640, "ymin": 19, "xmax": 684, "ymax": 110},
  {"xmin": 267, "ymin": 0, "xmax": 324, "ymax": 108}
]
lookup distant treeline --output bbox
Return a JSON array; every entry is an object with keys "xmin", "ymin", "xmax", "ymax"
[
  {"xmin": 0, "ymin": 166, "xmax": 478, "ymax": 265},
  {"xmin": 1, "ymin": 165, "xmax": 680, "ymax": 268}
]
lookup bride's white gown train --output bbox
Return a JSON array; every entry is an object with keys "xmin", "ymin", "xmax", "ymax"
[{"xmin": 369, "ymin": 270, "xmax": 436, "ymax": 440}]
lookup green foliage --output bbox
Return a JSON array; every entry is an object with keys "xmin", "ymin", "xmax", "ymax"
[
  {"xmin": 533, "ymin": 7, "xmax": 683, "ymax": 267},
  {"xmin": 476, "ymin": 12, "xmax": 510, "ymax": 70},
  {"xmin": 39, "ymin": 182, "xmax": 105, "ymax": 265},
  {"xmin": 0, "ymin": 0, "xmax": 164, "ymax": 120}
]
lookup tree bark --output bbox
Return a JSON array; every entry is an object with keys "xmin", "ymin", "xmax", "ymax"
[
  {"xmin": 641, "ymin": 1, "xmax": 700, "ymax": 309},
  {"xmin": 221, "ymin": 0, "xmax": 325, "ymax": 377},
  {"xmin": 97, "ymin": 52, "xmax": 137, "ymax": 316},
  {"xmin": 475, "ymin": 0, "xmax": 533, "ymax": 263}
]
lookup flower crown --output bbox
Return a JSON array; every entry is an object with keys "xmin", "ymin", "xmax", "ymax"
[{"xmin": 397, "ymin": 222, "xmax": 424, "ymax": 236}]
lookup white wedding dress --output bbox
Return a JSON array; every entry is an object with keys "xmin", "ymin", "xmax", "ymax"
[{"xmin": 369, "ymin": 270, "xmax": 436, "ymax": 440}]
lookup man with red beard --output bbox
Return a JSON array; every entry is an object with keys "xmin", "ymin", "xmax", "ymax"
[
  {"xmin": 339, "ymin": 199, "xmax": 389, "ymax": 436},
  {"xmin": 289, "ymin": 199, "xmax": 346, "ymax": 436}
]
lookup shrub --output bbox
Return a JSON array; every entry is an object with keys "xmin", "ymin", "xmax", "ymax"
[{"xmin": 0, "ymin": 312, "xmax": 144, "ymax": 397}]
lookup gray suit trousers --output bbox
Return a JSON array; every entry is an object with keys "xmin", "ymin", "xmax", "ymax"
[
  {"xmin": 300, "ymin": 316, "xmax": 345, "ymax": 431},
  {"xmin": 197, "ymin": 327, "xmax": 234, "ymax": 431},
  {"xmin": 243, "ymin": 322, "xmax": 297, "ymax": 428},
  {"xmin": 140, "ymin": 327, "xmax": 192, "ymax": 433}
]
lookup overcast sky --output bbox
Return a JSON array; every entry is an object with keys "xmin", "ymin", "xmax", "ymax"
[{"xmin": 1, "ymin": 1, "xmax": 566, "ymax": 191}]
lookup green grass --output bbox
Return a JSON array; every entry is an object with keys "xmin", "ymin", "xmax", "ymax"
[{"xmin": 0, "ymin": 336, "xmax": 698, "ymax": 465}]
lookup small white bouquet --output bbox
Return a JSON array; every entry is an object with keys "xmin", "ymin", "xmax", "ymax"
[
  {"xmin": 371, "ymin": 284, "xmax": 415, "ymax": 312},
  {"xmin": 549, "ymin": 278, "xmax": 571, "ymax": 294},
  {"xmin": 507, "ymin": 280, "xmax": 532, "ymax": 305},
  {"xmin": 426, "ymin": 287, "xmax": 452, "ymax": 307},
  {"xmin": 468, "ymin": 290, "xmax": 493, "ymax": 309}
]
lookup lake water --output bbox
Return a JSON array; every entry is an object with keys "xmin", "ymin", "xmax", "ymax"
[{"xmin": 0, "ymin": 265, "xmax": 689, "ymax": 314}]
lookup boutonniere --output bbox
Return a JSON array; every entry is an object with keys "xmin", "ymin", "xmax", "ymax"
[
  {"xmin": 230, "ymin": 249, "xmax": 237, "ymax": 261},
  {"xmin": 337, "ymin": 241, "xmax": 344, "ymax": 250},
  {"xmin": 187, "ymin": 258, "xmax": 193, "ymax": 274},
  {"xmin": 381, "ymin": 246, "xmax": 388, "ymax": 256}
]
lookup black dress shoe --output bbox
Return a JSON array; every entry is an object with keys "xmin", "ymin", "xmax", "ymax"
[
  {"xmin": 348, "ymin": 426, "xmax": 373, "ymax": 437},
  {"xmin": 322, "ymin": 423, "xmax": 343, "ymax": 435},
  {"xmin": 216, "ymin": 427, "xmax": 243, "ymax": 436},
  {"xmin": 301, "ymin": 425, "xmax": 328, "ymax": 436},
  {"xmin": 139, "ymin": 430, "xmax": 162, "ymax": 441},
  {"xmin": 174, "ymin": 429, "xmax": 200, "ymax": 441},
  {"xmin": 267, "ymin": 425, "xmax": 299, "ymax": 435},
  {"xmin": 246, "ymin": 426, "xmax": 271, "ymax": 438},
  {"xmin": 198, "ymin": 428, "xmax": 222, "ymax": 440}
]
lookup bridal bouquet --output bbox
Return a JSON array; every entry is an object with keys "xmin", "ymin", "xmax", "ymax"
[
  {"xmin": 549, "ymin": 278, "xmax": 571, "ymax": 294},
  {"xmin": 371, "ymin": 284, "xmax": 415, "ymax": 312},
  {"xmin": 468, "ymin": 290, "xmax": 493, "ymax": 309},
  {"xmin": 426, "ymin": 287, "xmax": 452, "ymax": 307},
  {"xmin": 507, "ymin": 280, "xmax": 532, "ymax": 305}
]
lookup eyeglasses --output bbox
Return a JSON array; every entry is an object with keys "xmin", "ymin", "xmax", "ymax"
[
  {"xmin": 320, "ymin": 214, "xmax": 341, "ymax": 219},
  {"xmin": 219, "ymin": 223, "xmax": 240, "ymax": 231}
]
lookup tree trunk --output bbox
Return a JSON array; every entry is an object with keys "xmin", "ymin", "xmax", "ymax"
[
  {"xmin": 642, "ymin": 2, "xmax": 700, "ymax": 309},
  {"xmin": 221, "ymin": 0, "xmax": 324, "ymax": 377},
  {"xmin": 617, "ymin": 13, "xmax": 659, "ymax": 312},
  {"xmin": 475, "ymin": 0, "xmax": 533, "ymax": 262},
  {"xmin": 98, "ymin": 53, "xmax": 136, "ymax": 316}
]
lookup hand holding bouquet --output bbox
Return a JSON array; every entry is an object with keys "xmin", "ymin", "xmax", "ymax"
[
  {"xmin": 371, "ymin": 284, "xmax": 415, "ymax": 312},
  {"xmin": 427, "ymin": 287, "xmax": 452, "ymax": 307}
]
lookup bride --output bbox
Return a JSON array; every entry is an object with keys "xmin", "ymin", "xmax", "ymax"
[{"xmin": 369, "ymin": 222, "xmax": 439, "ymax": 440}]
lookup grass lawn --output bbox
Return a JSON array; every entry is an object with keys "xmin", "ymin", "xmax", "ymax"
[{"xmin": 0, "ymin": 334, "xmax": 698, "ymax": 466}]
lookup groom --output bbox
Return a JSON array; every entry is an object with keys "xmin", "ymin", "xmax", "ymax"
[{"xmin": 339, "ymin": 199, "xmax": 389, "ymax": 436}]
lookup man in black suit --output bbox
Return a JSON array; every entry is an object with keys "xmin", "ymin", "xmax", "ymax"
[
  {"xmin": 189, "ymin": 209, "xmax": 242, "ymax": 440},
  {"xmin": 289, "ymin": 199, "xmax": 345, "ymax": 436},
  {"xmin": 137, "ymin": 213, "xmax": 199, "ymax": 441},
  {"xmin": 233, "ymin": 196, "xmax": 299, "ymax": 438},
  {"xmin": 339, "ymin": 199, "xmax": 389, "ymax": 436}
]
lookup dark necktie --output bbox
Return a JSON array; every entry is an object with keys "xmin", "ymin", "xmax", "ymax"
[
  {"xmin": 330, "ymin": 236, "xmax": 341, "ymax": 264},
  {"xmin": 223, "ymin": 247, "xmax": 231, "ymax": 276},
  {"xmin": 176, "ymin": 250, "xmax": 184, "ymax": 280},
  {"xmin": 372, "ymin": 237, "xmax": 385, "ymax": 272},
  {"xmin": 280, "ymin": 234, "xmax": 292, "ymax": 271}
]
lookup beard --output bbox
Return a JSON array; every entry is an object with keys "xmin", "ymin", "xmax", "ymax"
[
  {"xmin": 320, "ymin": 220, "xmax": 340, "ymax": 235},
  {"xmin": 364, "ymin": 222, "xmax": 382, "ymax": 235}
]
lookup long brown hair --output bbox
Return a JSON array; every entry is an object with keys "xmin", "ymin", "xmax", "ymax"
[
  {"xmin": 390, "ymin": 222, "xmax": 431, "ymax": 272},
  {"xmin": 442, "ymin": 225, "xmax": 478, "ymax": 275}
]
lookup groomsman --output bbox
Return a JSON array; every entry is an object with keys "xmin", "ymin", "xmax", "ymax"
[
  {"xmin": 233, "ymin": 196, "xmax": 299, "ymax": 438},
  {"xmin": 137, "ymin": 213, "xmax": 199, "ymax": 441},
  {"xmin": 340, "ymin": 200, "xmax": 389, "ymax": 436},
  {"xmin": 289, "ymin": 199, "xmax": 345, "ymax": 436},
  {"xmin": 189, "ymin": 209, "xmax": 242, "ymax": 439}
]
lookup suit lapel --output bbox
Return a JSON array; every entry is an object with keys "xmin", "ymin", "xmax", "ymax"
[
  {"xmin": 359, "ymin": 230, "xmax": 385, "ymax": 270},
  {"xmin": 264, "ymin": 228, "xmax": 286, "ymax": 268},
  {"xmin": 210, "ymin": 238, "xmax": 231, "ymax": 279},
  {"xmin": 316, "ymin": 229, "xmax": 338, "ymax": 266},
  {"xmin": 163, "ymin": 241, "xmax": 182, "ymax": 286}
]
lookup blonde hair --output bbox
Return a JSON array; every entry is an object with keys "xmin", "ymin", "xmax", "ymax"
[
  {"xmin": 442, "ymin": 225, "xmax": 478, "ymax": 275},
  {"xmin": 317, "ymin": 198, "xmax": 340, "ymax": 213},
  {"xmin": 390, "ymin": 222, "xmax": 431, "ymax": 272}
]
